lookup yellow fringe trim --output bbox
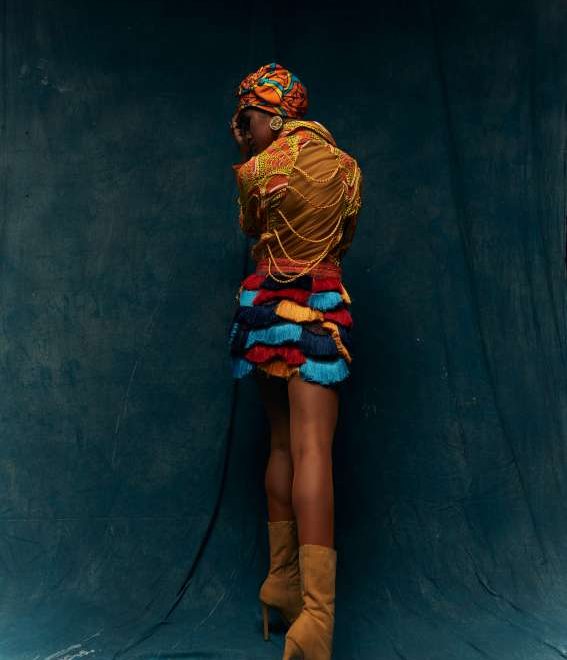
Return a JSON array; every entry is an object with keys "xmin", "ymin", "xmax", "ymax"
[
  {"xmin": 321, "ymin": 321, "xmax": 352, "ymax": 364},
  {"xmin": 275, "ymin": 299, "xmax": 325, "ymax": 323},
  {"xmin": 273, "ymin": 302, "xmax": 352, "ymax": 363},
  {"xmin": 340, "ymin": 284, "xmax": 351, "ymax": 304},
  {"xmin": 236, "ymin": 284, "xmax": 244, "ymax": 303},
  {"xmin": 257, "ymin": 360, "xmax": 300, "ymax": 380}
]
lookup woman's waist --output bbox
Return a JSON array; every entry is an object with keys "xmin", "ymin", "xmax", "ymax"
[{"xmin": 254, "ymin": 256, "xmax": 342, "ymax": 278}]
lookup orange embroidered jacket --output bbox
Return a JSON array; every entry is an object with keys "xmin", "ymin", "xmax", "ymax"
[{"xmin": 232, "ymin": 119, "xmax": 363, "ymax": 271}]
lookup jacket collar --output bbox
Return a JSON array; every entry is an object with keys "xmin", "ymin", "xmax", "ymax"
[{"xmin": 278, "ymin": 119, "xmax": 337, "ymax": 147}]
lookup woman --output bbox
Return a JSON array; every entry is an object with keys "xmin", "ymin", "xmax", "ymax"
[{"xmin": 227, "ymin": 62, "xmax": 363, "ymax": 660}]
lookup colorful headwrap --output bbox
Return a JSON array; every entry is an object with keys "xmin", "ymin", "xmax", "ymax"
[{"xmin": 235, "ymin": 62, "xmax": 308, "ymax": 119}]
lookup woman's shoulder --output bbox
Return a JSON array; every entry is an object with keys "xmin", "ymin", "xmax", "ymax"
[
  {"xmin": 233, "ymin": 126, "xmax": 307, "ymax": 189},
  {"xmin": 283, "ymin": 120, "xmax": 361, "ymax": 172},
  {"xmin": 233, "ymin": 118, "xmax": 361, "ymax": 200},
  {"xmin": 279, "ymin": 119, "xmax": 337, "ymax": 147}
]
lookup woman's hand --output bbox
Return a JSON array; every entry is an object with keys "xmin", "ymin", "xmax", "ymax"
[{"xmin": 230, "ymin": 111, "xmax": 251, "ymax": 160}]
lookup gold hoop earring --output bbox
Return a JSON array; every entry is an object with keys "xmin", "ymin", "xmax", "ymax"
[{"xmin": 269, "ymin": 115, "xmax": 283, "ymax": 131}]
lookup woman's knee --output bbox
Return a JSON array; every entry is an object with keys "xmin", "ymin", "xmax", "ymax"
[
  {"xmin": 269, "ymin": 422, "xmax": 291, "ymax": 452},
  {"xmin": 265, "ymin": 448, "xmax": 293, "ymax": 502},
  {"xmin": 290, "ymin": 435, "xmax": 332, "ymax": 465},
  {"xmin": 269, "ymin": 440, "xmax": 293, "ymax": 462}
]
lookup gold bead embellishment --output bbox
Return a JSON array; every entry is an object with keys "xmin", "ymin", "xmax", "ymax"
[
  {"xmin": 266, "ymin": 242, "xmax": 338, "ymax": 283},
  {"xmin": 261, "ymin": 163, "xmax": 347, "ymax": 282},
  {"xmin": 285, "ymin": 183, "xmax": 346, "ymax": 209},
  {"xmin": 273, "ymin": 224, "xmax": 342, "ymax": 263},
  {"xmin": 293, "ymin": 159, "xmax": 341, "ymax": 183},
  {"xmin": 276, "ymin": 208, "xmax": 343, "ymax": 243},
  {"xmin": 263, "ymin": 217, "xmax": 343, "ymax": 284}
]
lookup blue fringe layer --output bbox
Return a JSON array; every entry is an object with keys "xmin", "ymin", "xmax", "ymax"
[
  {"xmin": 231, "ymin": 357, "xmax": 254, "ymax": 378},
  {"xmin": 307, "ymin": 291, "xmax": 344, "ymax": 311},
  {"xmin": 231, "ymin": 355, "xmax": 349, "ymax": 385},
  {"xmin": 299, "ymin": 328, "xmax": 340, "ymax": 357},
  {"xmin": 235, "ymin": 303, "xmax": 279, "ymax": 328},
  {"xmin": 229, "ymin": 324, "xmax": 250, "ymax": 354},
  {"xmin": 228, "ymin": 321, "xmax": 240, "ymax": 346},
  {"xmin": 239, "ymin": 289, "xmax": 259, "ymax": 306},
  {"xmin": 230, "ymin": 323, "xmax": 342, "ymax": 359},
  {"xmin": 229, "ymin": 319, "xmax": 350, "ymax": 356},
  {"xmin": 245, "ymin": 323, "xmax": 303, "ymax": 348},
  {"xmin": 299, "ymin": 357, "xmax": 350, "ymax": 385}
]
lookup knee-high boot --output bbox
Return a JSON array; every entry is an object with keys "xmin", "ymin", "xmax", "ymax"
[{"xmin": 282, "ymin": 543, "xmax": 337, "ymax": 659}]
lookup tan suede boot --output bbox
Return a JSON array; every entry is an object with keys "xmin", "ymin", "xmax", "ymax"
[
  {"xmin": 259, "ymin": 519, "xmax": 304, "ymax": 640},
  {"xmin": 282, "ymin": 543, "xmax": 337, "ymax": 660}
]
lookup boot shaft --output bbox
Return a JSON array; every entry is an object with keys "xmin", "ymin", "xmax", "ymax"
[
  {"xmin": 283, "ymin": 543, "xmax": 338, "ymax": 659},
  {"xmin": 299, "ymin": 544, "xmax": 337, "ymax": 617},
  {"xmin": 266, "ymin": 519, "xmax": 300, "ymax": 579}
]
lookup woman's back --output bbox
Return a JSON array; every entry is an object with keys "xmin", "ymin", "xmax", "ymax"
[{"xmin": 232, "ymin": 119, "xmax": 363, "ymax": 272}]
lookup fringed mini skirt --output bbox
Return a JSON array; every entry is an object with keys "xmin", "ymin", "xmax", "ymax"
[{"xmin": 227, "ymin": 257, "xmax": 354, "ymax": 387}]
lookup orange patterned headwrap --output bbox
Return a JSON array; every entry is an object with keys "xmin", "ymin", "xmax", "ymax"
[{"xmin": 235, "ymin": 62, "xmax": 308, "ymax": 119}]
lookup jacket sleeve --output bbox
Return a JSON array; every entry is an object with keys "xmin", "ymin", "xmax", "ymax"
[
  {"xmin": 336, "ymin": 161, "xmax": 363, "ymax": 257},
  {"xmin": 235, "ymin": 193, "xmax": 262, "ymax": 238},
  {"xmin": 232, "ymin": 161, "xmax": 263, "ymax": 238}
]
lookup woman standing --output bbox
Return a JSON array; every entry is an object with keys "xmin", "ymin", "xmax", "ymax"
[{"xmin": 228, "ymin": 62, "xmax": 363, "ymax": 660}]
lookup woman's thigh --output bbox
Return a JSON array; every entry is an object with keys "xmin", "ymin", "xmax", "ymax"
[
  {"xmin": 287, "ymin": 375, "xmax": 339, "ymax": 459},
  {"xmin": 253, "ymin": 370, "xmax": 291, "ymax": 451}
]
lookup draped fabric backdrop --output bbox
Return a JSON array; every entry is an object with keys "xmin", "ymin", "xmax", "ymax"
[{"xmin": 0, "ymin": 0, "xmax": 566, "ymax": 658}]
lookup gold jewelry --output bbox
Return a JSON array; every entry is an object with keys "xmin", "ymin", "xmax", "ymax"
[
  {"xmin": 269, "ymin": 115, "xmax": 283, "ymax": 131},
  {"xmin": 293, "ymin": 161, "xmax": 341, "ymax": 183},
  {"xmin": 276, "ymin": 208, "xmax": 343, "ymax": 243},
  {"xmin": 234, "ymin": 125, "xmax": 354, "ymax": 283},
  {"xmin": 266, "ymin": 242, "xmax": 335, "ymax": 283},
  {"xmin": 285, "ymin": 184, "xmax": 346, "ymax": 209}
]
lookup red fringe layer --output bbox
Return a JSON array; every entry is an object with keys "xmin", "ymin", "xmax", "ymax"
[
  {"xmin": 253, "ymin": 288, "xmax": 311, "ymax": 306},
  {"xmin": 245, "ymin": 345, "xmax": 307, "ymax": 366},
  {"xmin": 323, "ymin": 308, "xmax": 353, "ymax": 328},
  {"xmin": 311, "ymin": 277, "xmax": 342, "ymax": 292}
]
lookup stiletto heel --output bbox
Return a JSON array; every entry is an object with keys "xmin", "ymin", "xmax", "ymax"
[
  {"xmin": 261, "ymin": 601, "xmax": 270, "ymax": 640},
  {"xmin": 258, "ymin": 520, "xmax": 303, "ymax": 639}
]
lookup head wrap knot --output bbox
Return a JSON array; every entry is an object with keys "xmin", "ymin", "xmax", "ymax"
[{"xmin": 235, "ymin": 62, "xmax": 308, "ymax": 119}]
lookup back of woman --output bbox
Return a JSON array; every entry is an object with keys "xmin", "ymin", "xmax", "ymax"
[
  {"xmin": 228, "ymin": 64, "xmax": 363, "ymax": 387},
  {"xmin": 226, "ymin": 63, "xmax": 363, "ymax": 660},
  {"xmin": 233, "ymin": 117, "xmax": 362, "ymax": 269}
]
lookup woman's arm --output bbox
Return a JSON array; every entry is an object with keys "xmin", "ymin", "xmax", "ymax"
[
  {"xmin": 335, "ymin": 165, "xmax": 363, "ymax": 258},
  {"xmin": 230, "ymin": 111, "xmax": 262, "ymax": 236},
  {"xmin": 235, "ymin": 193, "xmax": 262, "ymax": 238},
  {"xmin": 230, "ymin": 111, "xmax": 252, "ymax": 162}
]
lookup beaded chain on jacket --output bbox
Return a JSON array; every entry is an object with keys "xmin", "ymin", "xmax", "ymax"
[{"xmin": 232, "ymin": 119, "xmax": 363, "ymax": 283}]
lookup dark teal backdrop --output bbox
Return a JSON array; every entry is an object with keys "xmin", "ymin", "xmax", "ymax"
[{"xmin": 1, "ymin": 0, "xmax": 566, "ymax": 658}]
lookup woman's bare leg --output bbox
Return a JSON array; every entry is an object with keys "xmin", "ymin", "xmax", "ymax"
[
  {"xmin": 254, "ymin": 370, "xmax": 294, "ymax": 522},
  {"xmin": 287, "ymin": 375, "xmax": 338, "ymax": 548}
]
